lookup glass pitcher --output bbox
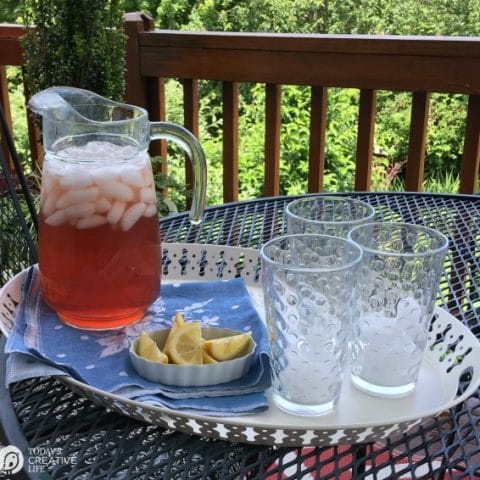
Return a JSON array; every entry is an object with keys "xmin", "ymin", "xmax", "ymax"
[{"xmin": 29, "ymin": 86, "xmax": 207, "ymax": 330}]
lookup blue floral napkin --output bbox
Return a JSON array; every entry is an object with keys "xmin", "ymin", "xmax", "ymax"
[{"xmin": 5, "ymin": 267, "xmax": 271, "ymax": 416}]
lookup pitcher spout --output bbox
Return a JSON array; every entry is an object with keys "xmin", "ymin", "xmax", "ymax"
[
  {"xmin": 29, "ymin": 86, "xmax": 102, "ymax": 121},
  {"xmin": 28, "ymin": 86, "xmax": 150, "ymax": 152}
]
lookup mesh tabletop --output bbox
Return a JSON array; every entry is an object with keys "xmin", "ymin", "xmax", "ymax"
[
  {"xmin": 0, "ymin": 186, "xmax": 36, "ymax": 288},
  {"xmin": 1, "ymin": 192, "xmax": 480, "ymax": 479}
]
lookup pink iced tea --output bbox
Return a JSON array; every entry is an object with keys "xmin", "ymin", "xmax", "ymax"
[{"xmin": 38, "ymin": 142, "xmax": 161, "ymax": 329}]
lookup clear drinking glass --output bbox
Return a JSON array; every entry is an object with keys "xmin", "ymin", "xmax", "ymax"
[
  {"xmin": 285, "ymin": 196, "xmax": 375, "ymax": 238},
  {"xmin": 260, "ymin": 234, "xmax": 362, "ymax": 416},
  {"xmin": 348, "ymin": 222, "xmax": 449, "ymax": 397}
]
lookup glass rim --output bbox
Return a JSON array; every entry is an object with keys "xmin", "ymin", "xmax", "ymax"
[
  {"xmin": 285, "ymin": 196, "xmax": 375, "ymax": 226},
  {"xmin": 348, "ymin": 222, "xmax": 449, "ymax": 257},
  {"xmin": 259, "ymin": 233, "xmax": 363, "ymax": 273}
]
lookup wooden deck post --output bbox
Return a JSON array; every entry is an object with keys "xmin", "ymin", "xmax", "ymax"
[
  {"xmin": 405, "ymin": 92, "xmax": 430, "ymax": 192},
  {"xmin": 124, "ymin": 12, "xmax": 155, "ymax": 108},
  {"xmin": 264, "ymin": 84, "xmax": 281, "ymax": 197},
  {"xmin": 183, "ymin": 79, "xmax": 199, "ymax": 209},
  {"xmin": 308, "ymin": 86, "xmax": 328, "ymax": 193},
  {"xmin": 459, "ymin": 95, "xmax": 480, "ymax": 194},
  {"xmin": 355, "ymin": 89, "xmax": 377, "ymax": 191},
  {"xmin": 223, "ymin": 81, "xmax": 239, "ymax": 202}
]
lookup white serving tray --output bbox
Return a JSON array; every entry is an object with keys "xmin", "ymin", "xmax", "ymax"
[{"xmin": 1, "ymin": 242, "xmax": 480, "ymax": 447}]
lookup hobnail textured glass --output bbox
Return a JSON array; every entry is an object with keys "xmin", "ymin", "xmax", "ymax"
[
  {"xmin": 285, "ymin": 196, "xmax": 375, "ymax": 238},
  {"xmin": 348, "ymin": 222, "xmax": 449, "ymax": 397},
  {"xmin": 260, "ymin": 234, "xmax": 362, "ymax": 416}
]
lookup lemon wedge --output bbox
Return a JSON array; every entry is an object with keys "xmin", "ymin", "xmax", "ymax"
[
  {"xmin": 173, "ymin": 311, "xmax": 185, "ymax": 327},
  {"xmin": 163, "ymin": 312, "xmax": 186, "ymax": 355},
  {"xmin": 136, "ymin": 312, "xmax": 253, "ymax": 367},
  {"xmin": 201, "ymin": 345, "xmax": 218, "ymax": 364},
  {"xmin": 202, "ymin": 331, "xmax": 252, "ymax": 361},
  {"xmin": 164, "ymin": 321, "xmax": 203, "ymax": 365},
  {"xmin": 137, "ymin": 331, "xmax": 169, "ymax": 363}
]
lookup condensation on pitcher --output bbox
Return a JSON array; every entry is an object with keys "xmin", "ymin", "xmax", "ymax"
[{"xmin": 41, "ymin": 141, "xmax": 157, "ymax": 231}]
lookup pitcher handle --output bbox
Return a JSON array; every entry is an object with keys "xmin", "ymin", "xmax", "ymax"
[{"xmin": 150, "ymin": 122, "xmax": 207, "ymax": 225}]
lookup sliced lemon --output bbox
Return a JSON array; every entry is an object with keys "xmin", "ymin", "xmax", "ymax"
[
  {"xmin": 137, "ymin": 331, "xmax": 169, "ymax": 363},
  {"xmin": 201, "ymin": 344, "xmax": 218, "ymax": 364},
  {"xmin": 163, "ymin": 312, "xmax": 186, "ymax": 355},
  {"xmin": 164, "ymin": 321, "xmax": 203, "ymax": 365},
  {"xmin": 202, "ymin": 331, "xmax": 252, "ymax": 361},
  {"xmin": 173, "ymin": 311, "xmax": 185, "ymax": 327}
]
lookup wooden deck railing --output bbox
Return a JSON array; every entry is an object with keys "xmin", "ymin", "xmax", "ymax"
[
  {"xmin": 123, "ymin": 13, "xmax": 480, "ymax": 199},
  {"xmin": 1, "ymin": 13, "xmax": 480, "ymax": 200}
]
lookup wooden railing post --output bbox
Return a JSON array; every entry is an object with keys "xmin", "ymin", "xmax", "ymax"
[
  {"xmin": 148, "ymin": 77, "xmax": 168, "ymax": 182},
  {"xmin": 223, "ymin": 81, "xmax": 239, "ymax": 202},
  {"xmin": 183, "ymin": 79, "xmax": 199, "ymax": 209},
  {"xmin": 123, "ymin": 12, "xmax": 155, "ymax": 108},
  {"xmin": 405, "ymin": 92, "xmax": 430, "ymax": 192},
  {"xmin": 264, "ymin": 84, "xmax": 281, "ymax": 197},
  {"xmin": 308, "ymin": 86, "xmax": 327, "ymax": 193},
  {"xmin": 459, "ymin": 95, "xmax": 480, "ymax": 194},
  {"xmin": 355, "ymin": 89, "xmax": 377, "ymax": 191}
]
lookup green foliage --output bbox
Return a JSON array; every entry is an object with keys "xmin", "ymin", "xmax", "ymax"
[
  {"xmin": 150, "ymin": 156, "xmax": 188, "ymax": 215},
  {"xmin": 0, "ymin": 0, "xmax": 23, "ymax": 22},
  {"xmin": 422, "ymin": 171, "xmax": 460, "ymax": 193},
  {"xmin": 385, "ymin": 170, "xmax": 460, "ymax": 194},
  {"xmin": 236, "ymin": 84, "xmax": 267, "ymax": 198},
  {"xmin": 426, "ymin": 94, "xmax": 467, "ymax": 177},
  {"xmin": 185, "ymin": 0, "xmax": 328, "ymax": 33},
  {"xmin": 148, "ymin": 0, "xmax": 480, "ymax": 36},
  {"xmin": 154, "ymin": 0, "xmax": 197, "ymax": 29},
  {"xmin": 326, "ymin": 0, "xmax": 480, "ymax": 35},
  {"xmin": 6, "ymin": 67, "xmax": 31, "ymax": 166},
  {"xmin": 322, "ymin": 88, "xmax": 360, "ymax": 192},
  {"xmin": 22, "ymin": 0, "xmax": 126, "ymax": 99},
  {"xmin": 3, "ymin": 0, "xmax": 478, "ymax": 210}
]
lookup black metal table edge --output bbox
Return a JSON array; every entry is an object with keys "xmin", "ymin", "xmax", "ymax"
[{"xmin": 0, "ymin": 336, "xmax": 42, "ymax": 480}]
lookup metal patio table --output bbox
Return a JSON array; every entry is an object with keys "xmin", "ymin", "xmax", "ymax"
[{"xmin": 1, "ymin": 192, "xmax": 480, "ymax": 479}]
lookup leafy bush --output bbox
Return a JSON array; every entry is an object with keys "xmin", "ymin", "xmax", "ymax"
[{"xmin": 22, "ymin": 0, "xmax": 126, "ymax": 100}]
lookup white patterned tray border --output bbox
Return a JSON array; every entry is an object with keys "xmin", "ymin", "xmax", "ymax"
[{"xmin": 1, "ymin": 242, "xmax": 480, "ymax": 447}]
